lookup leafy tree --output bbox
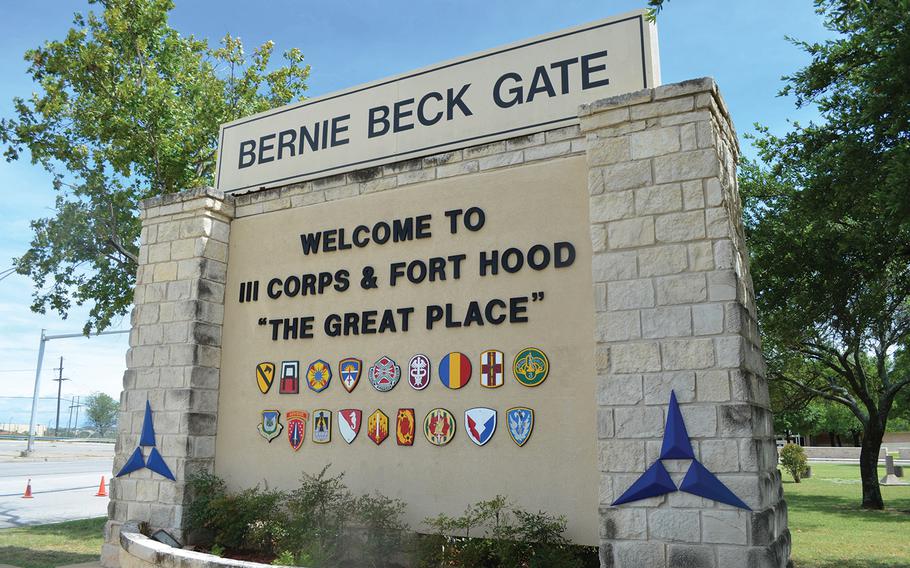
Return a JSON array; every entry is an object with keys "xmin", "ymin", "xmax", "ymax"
[
  {"xmin": 741, "ymin": 0, "xmax": 910, "ymax": 509},
  {"xmin": 0, "ymin": 0, "xmax": 309, "ymax": 333},
  {"xmin": 84, "ymin": 392, "xmax": 119, "ymax": 436}
]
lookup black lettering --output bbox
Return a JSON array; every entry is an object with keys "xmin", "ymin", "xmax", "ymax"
[
  {"xmin": 318, "ymin": 272, "xmax": 333, "ymax": 294},
  {"xmin": 464, "ymin": 207, "xmax": 485, "ymax": 231},
  {"xmin": 554, "ymin": 241, "xmax": 576, "ymax": 267},
  {"xmin": 485, "ymin": 299, "xmax": 507, "ymax": 324},
  {"xmin": 417, "ymin": 92, "xmax": 444, "ymax": 126},
  {"xmin": 258, "ymin": 134, "xmax": 276, "ymax": 164},
  {"xmin": 284, "ymin": 276, "xmax": 301, "ymax": 298},
  {"xmin": 324, "ymin": 314, "xmax": 341, "ymax": 337},
  {"xmin": 393, "ymin": 98, "xmax": 415, "ymax": 132},
  {"xmin": 267, "ymin": 278, "xmax": 283, "ymax": 299},
  {"xmin": 444, "ymin": 209, "xmax": 462, "ymax": 233},
  {"xmin": 502, "ymin": 247, "xmax": 524, "ymax": 273},
  {"xmin": 277, "ymin": 129, "xmax": 297, "ymax": 160},
  {"xmin": 331, "ymin": 114, "xmax": 350, "ymax": 146},
  {"xmin": 550, "ymin": 57, "xmax": 579, "ymax": 94},
  {"xmin": 464, "ymin": 301, "xmax": 484, "ymax": 327},
  {"xmin": 510, "ymin": 296, "xmax": 529, "ymax": 323},
  {"xmin": 479, "ymin": 250, "xmax": 499, "ymax": 276},
  {"xmin": 300, "ymin": 232, "xmax": 322, "ymax": 255},
  {"xmin": 239, "ymin": 140, "xmax": 256, "ymax": 169},
  {"xmin": 369, "ymin": 106, "xmax": 390, "ymax": 138},
  {"xmin": 334, "ymin": 270, "xmax": 350, "ymax": 292},
  {"xmin": 362, "ymin": 310, "xmax": 377, "ymax": 334},
  {"xmin": 301, "ymin": 274, "xmax": 317, "ymax": 295},
  {"xmin": 392, "ymin": 217, "xmax": 414, "ymax": 242},
  {"xmin": 415, "ymin": 214, "xmax": 432, "ymax": 238},
  {"xmin": 448, "ymin": 254, "xmax": 466, "ymax": 279},
  {"xmin": 397, "ymin": 307, "xmax": 414, "ymax": 332},
  {"xmin": 378, "ymin": 310, "xmax": 397, "ymax": 333},
  {"xmin": 493, "ymin": 72, "xmax": 523, "ymax": 108},
  {"xmin": 299, "ymin": 123, "xmax": 320, "ymax": 153},
  {"xmin": 353, "ymin": 225, "xmax": 370, "ymax": 247},
  {"xmin": 344, "ymin": 312, "xmax": 360, "ymax": 336},
  {"xmin": 526, "ymin": 65, "xmax": 556, "ymax": 102},
  {"xmin": 582, "ymin": 50, "xmax": 610, "ymax": 89},
  {"xmin": 447, "ymin": 83, "xmax": 473, "ymax": 119},
  {"xmin": 528, "ymin": 244, "xmax": 551, "ymax": 270},
  {"xmin": 373, "ymin": 222, "xmax": 390, "ymax": 244},
  {"xmin": 389, "ymin": 262, "xmax": 406, "ymax": 287},
  {"xmin": 426, "ymin": 305, "xmax": 444, "ymax": 329},
  {"xmin": 323, "ymin": 229, "xmax": 337, "ymax": 252}
]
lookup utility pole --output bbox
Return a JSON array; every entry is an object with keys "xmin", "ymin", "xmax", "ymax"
[
  {"xmin": 52, "ymin": 357, "xmax": 70, "ymax": 437},
  {"xmin": 73, "ymin": 396, "xmax": 82, "ymax": 434}
]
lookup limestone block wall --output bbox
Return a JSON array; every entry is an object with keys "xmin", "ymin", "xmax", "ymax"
[
  {"xmin": 102, "ymin": 189, "xmax": 234, "ymax": 566},
  {"xmin": 580, "ymin": 78, "xmax": 789, "ymax": 568}
]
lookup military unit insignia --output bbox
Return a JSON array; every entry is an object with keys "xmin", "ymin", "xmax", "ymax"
[
  {"xmin": 307, "ymin": 360, "xmax": 332, "ymax": 393},
  {"xmin": 513, "ymin": 347, "xmax": 549, "ymax": 387},
  {"xmin": 465, "ymin": 407, "xmax": 497, "ymax": 446},
  {"xmin": 479, "ymin": 350, "xmax": 504, "ymax": 388},
  {"xmin": 279, "ymin": 361, "xmax": 300, "ymax": 394},
  {"xmin": 424, "ymin": 408, "xmax": 456, "ymax": 446},
  {"xmin": 286, "ymin": 410, "xmax": 308, "ymax": 450},
  {"xmin": 368, "ymin": 409, "xmax": 389, "ymax": 445},
  {"xmin": 396, "ymin": 408, "xmax": 416, "ymax": 446},
  {"xmin": 256, "ymin": 362, "xmax": 275, "ymax": 394},
  {"xmin": 439, "ymin": 352, "xmax": 471, "ymax": 389},
  {"xmin": 258, "ymin": 410, "xmax": 283, "ymax": 442},
  {"xmin": 408, "ymin": 354, "xmax": 431, "ymax": 390},
  {"xmin": 313, "ymin": 409, "xmax": 332, "ymax": 443},
  {"xmin": 507, "ymin": 407, "xmax": 534, "ymax": 446},
  {"xmin": 338, "ymin": 409, "xmax": 361, "ymax": 444},
  {"xmin": 339, "ymin": 358, "xmax": 362, "ymax": 393},
  {"xmin": 369, "ymin": 356, "xmax": 401, "ymax": 392}
]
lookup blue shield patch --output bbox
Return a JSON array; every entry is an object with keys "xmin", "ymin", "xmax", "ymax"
[{"xmin": 507, "ymin": 407, "xmax": 534, "ymax": 447}]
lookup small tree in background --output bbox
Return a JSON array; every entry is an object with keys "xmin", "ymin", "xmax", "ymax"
[
  {"xmin": 780, "ymin": 443, "xmax": 810, "ymax": 483},
  {"xmin": 84, "ymin": 392, "xmax": 119, "ymax": 437}
]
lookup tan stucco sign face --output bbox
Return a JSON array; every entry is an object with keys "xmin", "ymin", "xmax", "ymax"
[
  {"xmin": 214, "ymin": 10, "xmax": 659, "ymax": 194},
  {"xmin": 217, "ymin": 156, "xmax": 599, "ymax": 543}
]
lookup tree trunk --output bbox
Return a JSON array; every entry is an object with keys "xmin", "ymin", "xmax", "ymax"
[{"xmin": 859, "ymin": 426, "xmax": 884, "ymax": 509}]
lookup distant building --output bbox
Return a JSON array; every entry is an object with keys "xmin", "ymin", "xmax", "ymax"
[{"xmin": 0, "ymin": 423, "xmax": 47, "ymax": 436}]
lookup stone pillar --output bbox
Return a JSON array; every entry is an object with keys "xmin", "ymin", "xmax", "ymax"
[
  {"xmin": 580, "ymin": 78, "xmax": 790, "ymax": 568},
  {"xmin": 102, "ymin": 188, "xmax": 233, "ymax": 566}
]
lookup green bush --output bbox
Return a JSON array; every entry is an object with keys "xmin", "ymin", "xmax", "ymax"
[
  {"xmin": 780, "ymin": 443, "xmax": 810, "ymax": 483},
  {"xmin": 418, "ymin": 496, "xmax": 595, "ymax": 568},
  {"xmin": 186, "ymin": 466, "xmax": 408, "ymax": 567}
]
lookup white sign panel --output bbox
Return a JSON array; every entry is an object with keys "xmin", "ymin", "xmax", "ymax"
[{"xmin": 215, "ymin": 10, "xmax": 660, "ymax": 194}]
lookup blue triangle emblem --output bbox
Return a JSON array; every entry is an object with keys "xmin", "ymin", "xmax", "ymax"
[
  {"xmin": 659, "ymin": 390, "xmax": 694, "ymax": 459},
  {"xmin": 679, "ymin": 459, "xmax": 751, "ymax": 510},
  {"xmin": 146, "ymin": 448, "xmax": 176, "ymax": 481},
  {"xmin": 612, "ymin": 461, "xmax": 677, "ymax": 506},
  {"xmin": 116, "ymin": 447, "xmax": 146, "ymax": 477},
  {"xmin": 139, "ymin": 400, "xmax": 156, "ymax": 447}
]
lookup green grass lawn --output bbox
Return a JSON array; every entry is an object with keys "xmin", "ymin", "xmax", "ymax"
[
  {"xmin": 0, "ymin": 468, "xmax": 907, "ymax": 568},
  {"xmin": 0, "ymin": 517, "xmax": 105, "ymax": 568},
  {"xmin": 786, "ymin": 463, "xmax": 910, "ymax": 568}
]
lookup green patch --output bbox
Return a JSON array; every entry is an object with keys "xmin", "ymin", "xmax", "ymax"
[
  {"xmin": 0, "ymin": 517, "xmax": 105, "ymax": 568},
  {"xmin": 786, "ymin": 464, "xmax": 910, "ymax": 568}
]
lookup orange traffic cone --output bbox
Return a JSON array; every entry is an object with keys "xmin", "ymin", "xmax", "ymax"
[
  {"xmin": 95, "ymin": 476, "xmax": 107, "ymax": 497},
  {"xmin": 22, "ymin": 479, "xmax": 33, "ymax": 498}
]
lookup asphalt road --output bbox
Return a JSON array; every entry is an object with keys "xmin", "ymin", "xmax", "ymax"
[{"xmin": 0, "ymin": 440, "xmax": 113, "ymax": 528}]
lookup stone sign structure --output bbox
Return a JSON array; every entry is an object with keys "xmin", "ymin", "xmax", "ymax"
[{"xmin": 104, "ymin": 11, "xmax": 789, "ymax": 568}]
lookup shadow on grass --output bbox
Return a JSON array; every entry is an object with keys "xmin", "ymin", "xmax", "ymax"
[
  {"xmin": 794, "ymin": 560, "xmax": 909, "ymax": 568},
  {"xmin": 786, "ymin": 491, "xmax": 910, "ymax": 525},
  {"xmin": 0, "ymin": 546, "xmax": 98, "ymax": 568}
]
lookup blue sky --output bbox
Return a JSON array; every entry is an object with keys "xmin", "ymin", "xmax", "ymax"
[{"xmin": 0, "ymin": 1, "xmax": 829, "ymax": 426}]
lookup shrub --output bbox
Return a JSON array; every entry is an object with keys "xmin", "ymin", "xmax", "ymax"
[
  {"xmin": 780, "ymin": 443, "xmax": 810, "ymax": 483},
  {"xmin": 419, "ymin": 496, "xmax": 592, "ymax": 568}
]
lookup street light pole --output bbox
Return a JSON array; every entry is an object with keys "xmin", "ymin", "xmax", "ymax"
[{"xmin": 23, "ymin": 327, "xmax": 130, "ymax": 456}]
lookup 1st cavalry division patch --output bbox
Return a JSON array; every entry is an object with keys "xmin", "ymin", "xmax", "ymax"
[
  {"xmin": 513, "ymin": 347, "xmax": 549, "ymax": 387},
  {"xmin": 286, "ymin": 410, "xmax": 308, "ymax": 450},
  {"xmin": 256, "ymin": 362, "xmax": 275, "ymax": 394},
  {"xmin": 307, "ymin": 360, "xmax": 332, "ymax": 393},
  {"xmin": 396, "ymin": 408, "xmax": 416, "ymax": 446},
  {"xmin": 313, "ymin": 409, "xmax": 332, "ymax": 443},
  {"xmin": 258, "ymin": 410, "xmax": 283, "ymax": 442},
  {"xmin": 424, "ymin": 408, "xmax": 456, "ymax": 446},
  {"xmin": 339, "ymin": 358, "xmax": 362, "ymax": 393}
]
